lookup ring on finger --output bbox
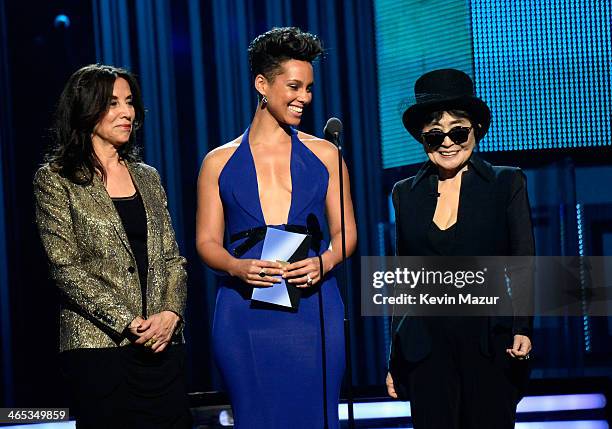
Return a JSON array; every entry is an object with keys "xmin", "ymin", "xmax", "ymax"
[
  {"xmin": 259, "ymin": 268, "xmax": 266, "ymax": 278},
  {"xmin": 306, "ymin": 274, "xmax": 313, "ymax": 286}
]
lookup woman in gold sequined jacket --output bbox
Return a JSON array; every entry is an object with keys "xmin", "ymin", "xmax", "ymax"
[{"xmin": 34, "ymin": 64, "xmax": 191, "ymax": 429}]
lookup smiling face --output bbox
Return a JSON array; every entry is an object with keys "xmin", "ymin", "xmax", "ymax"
[
  {"xmin": 422, "ymin": 111, "xmax": 476, "ymax": 176},
  {"xmin": 256, "ymin": 59, "xmax": 314, "ymax": 127},
  {"xmin": 91, "ymin": 77, "xmax": 134, "ymax": 148}
]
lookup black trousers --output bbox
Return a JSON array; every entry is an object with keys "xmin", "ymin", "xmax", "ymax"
[
  {"xmin": 405, "ymin": 318, "xmax": 529, "ymax": 429},
  {"xmin": 60, "ymin": 344, "xmax": 192, "ymax": 429}
]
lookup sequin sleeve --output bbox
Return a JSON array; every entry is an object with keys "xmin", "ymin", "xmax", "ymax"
[{"xmin": 152, "ymin": 170, "xmax": 188, "ymax": 321}]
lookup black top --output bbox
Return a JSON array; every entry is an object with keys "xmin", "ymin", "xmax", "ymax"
[
  {"xmin": 112, "ymin": 192, "xmax": 148, "ymax": 316},
  {"xmin": 428, "ymin": 222, "xmax": 457, "ymax": 255}
]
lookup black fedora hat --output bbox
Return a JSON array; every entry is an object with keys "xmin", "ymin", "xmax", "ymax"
[{"xmin": 402, "ymin": 69, "xmax": 491, "ymax": 142}]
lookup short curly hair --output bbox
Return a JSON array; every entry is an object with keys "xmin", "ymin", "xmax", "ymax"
[{"xmin": 248, "ymin": 27, "xmax": 323, "ymax": 81}]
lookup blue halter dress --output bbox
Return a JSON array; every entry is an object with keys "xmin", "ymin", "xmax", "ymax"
[{"xmin": 212, "ymin": 127, "xmax": 345, "ymax": 428}]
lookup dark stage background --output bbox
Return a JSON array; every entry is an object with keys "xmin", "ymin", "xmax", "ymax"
[{"xmin": 0, "ymin": 0, "xmax": 611, "ymax": 409}]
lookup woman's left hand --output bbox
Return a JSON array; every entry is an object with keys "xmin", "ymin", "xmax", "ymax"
[
  {"xmin": 283, "ymin": 256, "xmax": 323, "ymax": 288},
  {"xmin": 135, "ymin": 311, "xmax": 180, "ymax": 353},
  {"xmin": 506, "ymin": 334, "xmax": 532, "ymax": 360}
]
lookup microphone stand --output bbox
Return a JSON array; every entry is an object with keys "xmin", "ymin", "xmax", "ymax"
[{"xmin": 329, "ymin": 130, "xmax": 356, "ymax": 429}]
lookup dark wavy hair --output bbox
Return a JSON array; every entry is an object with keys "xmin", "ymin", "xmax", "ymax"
[
  {"xmin": 248, "ymin": 27, "xmax": 323, "ymax": 83},
  {"xmin": 46, "ymin": 64, "xmax": 144, "ymax": 185}
]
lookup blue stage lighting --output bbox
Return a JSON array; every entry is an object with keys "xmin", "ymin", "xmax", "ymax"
[
  {"xmin": 337, "ymin": 393, "xmax": 607, "ymax": 420},
  {"xmin": 516, "ymin": 422, "xmax": 609, "ymax": 429},
  {"xmin": 53, "ymin": 14, "xmax": 71, "ymax": 29},
  {"xmin": 576, "ymin": 203, "xmax": 592, "ymax": 352},
  {"xmin": 5, "ymin": 423, "xmax": 75, "ymax": 428}
]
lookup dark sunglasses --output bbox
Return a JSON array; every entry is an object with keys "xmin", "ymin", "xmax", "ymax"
[{"xmin": 421, "ymin": 126, "xmax": 473, "ymax": 148}]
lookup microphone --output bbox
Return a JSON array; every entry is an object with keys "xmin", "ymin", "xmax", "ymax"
[
  {"xmin": 323, "ymin": 117, "xmax": 343, "ymax": 145},
  {"xmin": 321, "ymin": 116, "xmax": 355, "ymax": 428}
]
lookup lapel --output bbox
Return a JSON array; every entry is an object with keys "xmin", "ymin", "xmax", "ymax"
[
  {"xmin": 455, "ymin": 154, "xmax": 495, "ymax": 253},
  {"xmin": 86, "ymin": 161, "xmax": 158, "ymax": 259},
  {"xmin": 409, "ymin": 161, "xmax": 439, "ymax": 238},
  {"xmin": 87, "ymin": 171, "xmax": 135, "ymax": 258},
  {"xmin": 410, "ymin": 160, "xmax": 436, "ymax": 191}
]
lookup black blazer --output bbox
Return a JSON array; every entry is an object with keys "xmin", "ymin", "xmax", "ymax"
[{"xmin": 390, "ymin": 155, "xmax": 535, "ymax": 368}]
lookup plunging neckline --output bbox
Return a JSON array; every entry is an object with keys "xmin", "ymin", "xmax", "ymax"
[
  {"xmin": 431, "ymin": 168, "xmax": 468, "ymax": 233},
  {"xmin": 244, "ymin": 127, "xmax": 296, "ymax": 226},
  {"xmin": 432, "ymin": 221, "xmax": 457, "ymax": 232}
]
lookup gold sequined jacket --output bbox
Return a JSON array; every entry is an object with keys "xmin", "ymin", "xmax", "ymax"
[{"xmin": 34, "ymin": 162, "xmax": 187, "ymax": 352}]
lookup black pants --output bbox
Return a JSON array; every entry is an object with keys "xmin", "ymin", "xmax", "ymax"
[
  {"xmin": 60, "ymin": 344, "xmax": 192, "ymax": 429},
  {"xmin": 406, "ymin": 318, "xmax": 529, "ymax": 429}
]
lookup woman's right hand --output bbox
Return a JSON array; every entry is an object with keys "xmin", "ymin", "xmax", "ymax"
[
  {"xmin": 229, "ymin": 258, "xmax": 284, "ymax": 287},
  {"xmin": 127, "ymin": 315, "xmax": 146, "ymax": 339},
  {"xmin": 386, "ymin": 372, "xmax": 398, "ymax": 399}
]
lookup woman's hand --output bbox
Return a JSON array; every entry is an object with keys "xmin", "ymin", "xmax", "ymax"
[
  {"xmin": 283, "ymin": 256, "xmax": 324, "ymax": 288},
  {"xmin": 229, "ymin": 259, "xmax": 284, "ymax": 287},
  {"xmin": 134, "ymin": 311, "xmax": 180, "ymax": 353},
  {"xmin": 386, "ymin": 372, "xmax": 398, "ymax": 399},
  {"xmin": 506, "ymin": 334, "xmax": 532, "ymax": 360},
  {"xmin": 127, "ymin": 315, "xmax": 146, "ymax": 338}
]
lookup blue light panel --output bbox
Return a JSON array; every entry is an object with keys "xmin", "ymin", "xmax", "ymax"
[
  {"xmin": 472, "ymin": 0, "xmax": 611, "ymax": 151},
  {"xmin": 375, "ymin": 1, "xmax": 611, "ymax": 168}
]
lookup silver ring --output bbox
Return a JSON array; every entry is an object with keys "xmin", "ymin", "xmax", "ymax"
[
  {"xmin": 306, "ymin": 274, "xmax": 313, "ymax": 286},
  {"xmin": 258, "ymin": 268, "xmax": 266, "ymax": 278}
]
